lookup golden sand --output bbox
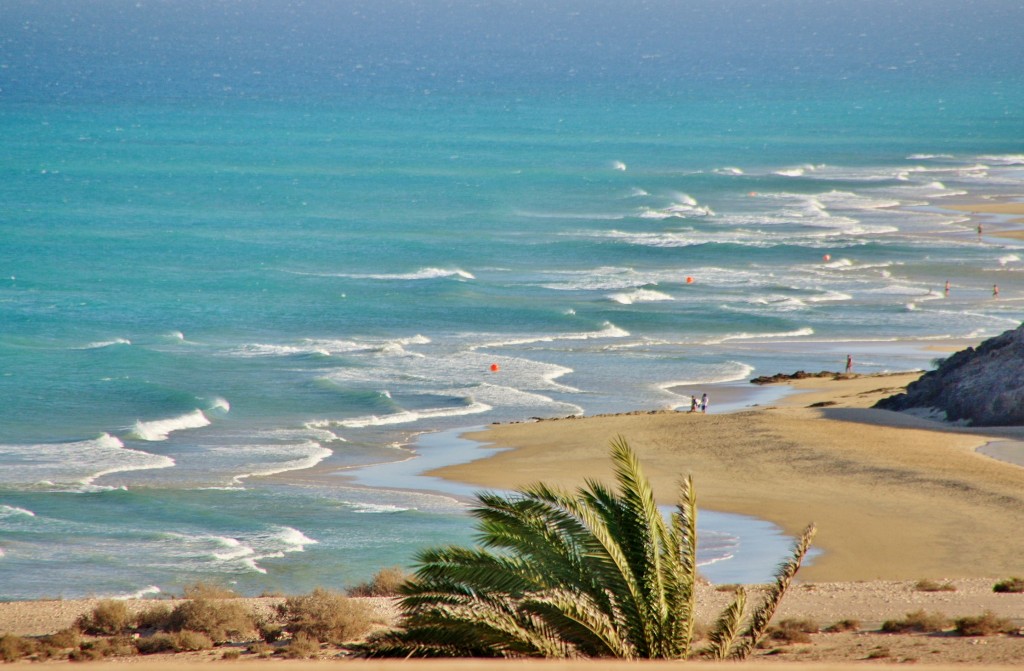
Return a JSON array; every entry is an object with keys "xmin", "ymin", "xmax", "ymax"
[{"xmin": 432, "ymin": 373, "xmax": 1024, "ymax": 582}]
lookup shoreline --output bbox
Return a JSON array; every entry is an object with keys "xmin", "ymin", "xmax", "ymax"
[{"xmin": 427, "ymin": 371, "xmax": 1024, "ymax": 583}]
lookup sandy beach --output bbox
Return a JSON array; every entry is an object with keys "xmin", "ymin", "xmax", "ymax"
[
  {"xmin": 3, "ymin": 372, "xmax": 1023, "ymax": 665},
  {"xmin": 947, "ymin": 201, "xmax": 1024, "ymax": 239}
]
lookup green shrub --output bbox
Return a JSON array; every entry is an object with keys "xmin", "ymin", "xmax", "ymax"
[
  {"xmin": 993, "ymin": 577, "xmax": 1024, "ymax": 593},
  {"xmin": 954, "ymin": 611, "xmax": 1015, "ymax": 637},
  {"xmin": 914, "ymin": 579, "xmax": 956, "ymax": 592},
  {"xmin": 277, "ymin": 632, "xmax": 321, "ymax": 659},
  {"xmin": 347, "ymin": 566, "xmax": 411, "ymax": 597},
  {"xmin": 880, "ymin": 609, "xmax": 950, "ymax": 633},
  {"xmin": 167, "ymin": 597, "xmax": 257, "ymax": 643},
  {"xmin": 76, "ymin": 599, "xmax": 133, "ymax": 635},
  {"xmin": 279, "ymin": 588, "xmax": 373, "ymax": 644}
]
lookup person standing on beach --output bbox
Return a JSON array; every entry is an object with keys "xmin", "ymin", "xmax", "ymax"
[
  {"xmin": 690, "ymin": 395, "xmax": 698, "ymax": 413},
  {"xmin": 700, "ymin": 393, "xmax": 708, "ymax": 414},
  {"xmin": 993, "ymin": 284, "xmax": 999, "ymax": 298},
  {"xmin": 845, "ymin": 354, "xmax": 853, "ymax": 374},
  {"xmin": 944, "ymin": 280, "xmax": 950, "ymax": 296}
]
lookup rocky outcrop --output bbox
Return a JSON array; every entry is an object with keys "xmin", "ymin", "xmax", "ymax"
[{"xmin": 874, "ymin": 323, "xmax": 1024, "ymax": 426}]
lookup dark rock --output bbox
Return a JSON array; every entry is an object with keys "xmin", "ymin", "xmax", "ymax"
[
  {"xmin": 874, "ymin": 323, "xmax": 1024, "ymax": 426},
  {"xmin": 750, "ymin": 370, "xmax": 840, "ymax": 385}
]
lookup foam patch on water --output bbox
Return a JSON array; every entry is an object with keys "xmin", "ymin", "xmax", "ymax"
[{"xmin": 129, "ymin": 409, "xmax": 211, "ymax": 441}]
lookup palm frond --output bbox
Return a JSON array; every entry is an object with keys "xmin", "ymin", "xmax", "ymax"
[
  {"xmin": 700, "ymin": 587, "xmax": 747, "ymax": 660},
  {"xmin": 731, "ymin": 522, "xmax": 817, "ymax": 659}
]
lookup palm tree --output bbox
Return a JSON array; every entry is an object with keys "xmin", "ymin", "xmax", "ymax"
[{"xmin": 364, "ymin": 435, "xmax": 815, "ymax": 659}]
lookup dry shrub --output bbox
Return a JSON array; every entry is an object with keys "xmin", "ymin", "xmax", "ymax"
[
  {"xmin": 168, "ymin": 597, "xmax": 257, "ymax": 643},
  {"xmin": 880, "ymin": 609, "xmax": 950, "ymax": 633},
  {"xmin": 954, "ymin": 611, "xmax": 1015, "ymax": 637},
  {"xmin": 135, "ymin": 630, "xmax": 214, "ymax": 655},
  {"xmin": 136, "ymin": 603, "xmax": 174, "ymax": 631},
  {"xmin": 0, "ymin": 634, "xmax": 37, "ymax": 662},
  {"xmin": 76, "ymin": 599, "xmax": 133, "ymax": 635},
  {"xmin": 246, "ymin": 641, "xmax": 274, "ymax": 658},
  {"xmin": 221, "ymin": 648, "xmax": 242, "ymax": 660},
  {"xmin": 993, "ymin": 577, "xmax": 1024, "ymax": 593},
  {"xmin": 914, "ymin": 578, "xmax": 956, "ymax": 592},
  {"xmin": 347, "ymin": 566, "xmax": 411, "ymax": 597},
  {"xmin": 280, "ymin": 588, "xmax": 373, "ymax": 644},
  {"xmin": 70, "ymin": 635, "xmax": 137, "ymax": 660},
  {"xmin": 823, "ymin": 618, "xmax": 860, "ymax": 633},
  {"xmin": 278, "ymin": 632, "xmax": 321, "ymax": 659},
  {"xmin": 40, "ymin": 627, "xmax": 80, "ymax": 650},
  {"xmin": 866, "ymin": 646, "xmax": 890, "ymax": 659},
  {"xmin": 767, "ymin": 617, "xmax": 818, "ymax": 644}
]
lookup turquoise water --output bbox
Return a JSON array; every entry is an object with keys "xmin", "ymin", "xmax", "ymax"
[{"xmin": 1, "ymin": 1, "xmax": 1023, "ymax": 599}]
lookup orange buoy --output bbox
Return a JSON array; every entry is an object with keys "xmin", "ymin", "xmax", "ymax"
[
  {"xmin": 748, "ymin": 191, "xmax": 758, "ymax": 196},
  {"xmin": 823, "ymin": 254, "xmax": 831, "ymax": 262},
  {"xmin": 490, "ymin": 363, "xmax": 500, "ymax": 372},
  {"xmin": 686, "ymin": 276, "xmax": 694, "ymax": 284}
]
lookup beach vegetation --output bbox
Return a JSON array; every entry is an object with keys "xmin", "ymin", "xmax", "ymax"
[
  {"xmin": 134, "ymin": 630, "xmax": 214, "ymax": 654},
  {"xmin": 913, "ymin": 578, "xmax": 956, "ymax": 592},
  {"xmin": 992, "ymin": 577, "xmax": 1024, "ymax": 593},
  {"xmin": 277, "ymin": 632, "xmax": 322, "ymax": 659},
  {"xmin": 880, "ymin": 609, "xmax": 950, "ymax": 634},
  {"xmin": 766, "ymin": 617, "xmax": 818, "ymax": 645},
  {"xmin": 70, "ymin": 635, "xmax": 137, "ymax": 660},
  {"xmin": 348, "ymin": 566, "xmax": 411, "ymax": 597},
  {"xmin": 135, "ymin": 603, "xmax": 174, "ymax": 631},
  {"xmin": 221, "ymin": 648, "xmax": 242, "ymax": 660},
  {"xmin": 362, "ymin": 436, "xmax": 815, "ymax": 659},
  {"xmin": 0, "ymin": 633, "xmax": 37, "ymax": 662},
  {"xmin": 76, "ymin": 598, "xmax": 133, "ymax": 635},
  {"xmin": 278, "ymin": 588, "xmax": 375, "ymax": 645},
  {"xmin": 823, "ymin": 618, "xmax": 860, "ymax": 633},
  {"xmin": 166, "ymin": 595, "xmax": 258, "ymax": 643},
  {"xmin": 246, "ymin": 641, "xmax": 274, "ymax": 657},
  {"xmin": 953, "ymin": 611, "xmax": 1015, "ymax": 637}
]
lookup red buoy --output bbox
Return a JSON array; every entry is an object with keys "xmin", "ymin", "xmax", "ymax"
[
  {"xmin": 686, "ymin": 276, "xmax": 694, "ymax": 284},
  {"xmin": 823, "ymin": 254, "xmax": 831, "ymax": 262},
  {"xmin": 490, "ymin": 363, "xmax": 500, "ymax": 372}
]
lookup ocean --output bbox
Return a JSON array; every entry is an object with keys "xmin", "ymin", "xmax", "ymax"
[{"xmin": 1, "ymin": 0, "xmax": 1023, "ymax": 600}]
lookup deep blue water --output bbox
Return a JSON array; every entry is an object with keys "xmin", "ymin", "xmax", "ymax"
[{"xmin": 1, "ymin": 0, "xmax": 1023, "ymax": 599}]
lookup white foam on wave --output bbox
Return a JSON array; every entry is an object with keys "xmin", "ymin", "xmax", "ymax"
[
  {"xmin": 0, "ymin": 433, "xmax": 175, "ymax": 489},
  {"xmin": 80, "ymin": 338, "xmax": 131, "ymax": 350},
  {"xmin": 129, "ymin": 409, "xmax": 211, "ymax": 441},
  {"xmin": 714, "ymin": 166, "xmax": 744, "ymax": 175},
  {"xmin": 607, "ymin": 288, "xmax": 673, "ymax": 304},
  {"xmin": 0, "ymin": 505, "xmax": 36, "ymax": 518},
  {"xmin": 998, "ymin": 254, "xmax": 1020, "ymax": 266},
  {"xmin": 471, "ymin": 321, "xmax": 630, "ymax": 350},
  {"xmin": 612, "ymin": 160, "xmax": 627, "ymax": 171},
  {"xmin": 345, "ymin": 501, "xmax": 412, "ymax": 514},
  {"xmin": 660, "ymin": 361, "xmax": 756, "ymax": 388},
  {"xmin": 230, "ymin": 442, "xmax": 333, "ymax": 485},
  {"xmin": 715, "ymin": 327, "xmax": 815, "ymax": 343},
  {"xmin": 337, "ymin": 401, "xmax": 493, "ymax": 429},
  {"xmin": 639, "ymin": 193, "xmax": 714, "ymax": 219},
  {"xmin": 338, "ymin": 267, "xmax": 475, "ymax": 281},
  {"xmin": 234, "ymin": 335, "xmax": 431, "ymax": 359},
  {"xmin": 112, "ymin": 585, "xmax": 161, "ymax": 600},
  {"xmin": 977, "ymin": 154, "xmax": 1024, "ymax": 166},
  {"xmin": 773, "ymin": 164, "xmax": 819, "ymax": 177},
  {"xmin": 206, "ymin": 397, "xmax": 231, "ymax": 413}
]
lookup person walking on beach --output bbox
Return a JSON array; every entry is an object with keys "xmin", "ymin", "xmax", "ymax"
[
  {"xmin": 690, "ymin": 395, "xmax": 698, "ymax": 413},
  {"xmin": 845, "ymin": 354, "xmax": 853, "ymax": 374},
  {"xmin": 700, "ymin": 393, "xmax": 708, "ymax": 414}
]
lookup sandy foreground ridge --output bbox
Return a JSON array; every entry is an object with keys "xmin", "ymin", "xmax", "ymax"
[{"xmin": 2, "ymin": 370, "xmax": 1024, "ymax": 666}]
